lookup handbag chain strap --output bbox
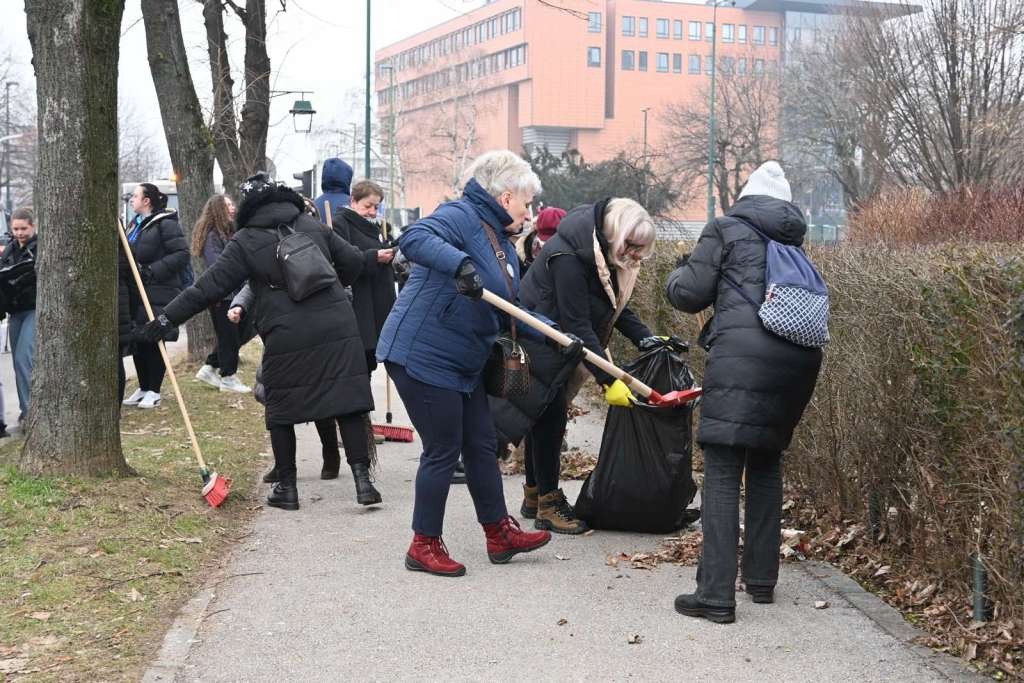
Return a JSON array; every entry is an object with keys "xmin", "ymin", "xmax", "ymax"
[{"xmin": 480, "ymin": 221, "xmax": 517, "ymax": 343}]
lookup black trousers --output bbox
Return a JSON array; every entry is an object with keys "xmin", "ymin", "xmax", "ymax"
[
  {"xmin": 205, "ymin": 300, "xmax": 256, "ymax": 377},
  {"xmin": 132, "ymin": 342, "xmax": 165, "ymax": 393},
  {"xmin": 118, "ymin": 353, "xmax": 126, "ymax": 402},
  {"xmin": 269, "ymin": 413, "xmax": 371, "ymax": 484},
  {"xmin": 524, "ymin": 388, "xmax": 569, "ymax": 495}
]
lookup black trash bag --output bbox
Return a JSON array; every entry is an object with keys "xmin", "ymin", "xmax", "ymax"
[{"xmin": 574, "ymin": 337, "xmax": 698, "ymax": 534}]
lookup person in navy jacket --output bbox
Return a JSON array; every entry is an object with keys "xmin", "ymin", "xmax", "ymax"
[{"xmin": 377, "ymin": 150, "xmax": 564, "ymax": 577}]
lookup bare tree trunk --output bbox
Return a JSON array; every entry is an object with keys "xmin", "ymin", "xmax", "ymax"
[
  {"xmin": 141, "ymin": 0, "xmax": 217, "ymax": 363},
  {"xmin": 20, "ymin": 0, "xmax": 129, "ymax": 476}
]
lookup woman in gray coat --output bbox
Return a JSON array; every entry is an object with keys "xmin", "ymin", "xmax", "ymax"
[{"xmin": 665, "ymin": 162, "xmax": 822, "ymax": 623}]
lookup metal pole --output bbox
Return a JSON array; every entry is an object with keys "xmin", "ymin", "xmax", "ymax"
[
  {"xmin": 4, "ymin": 82, "xmax": 15, "ymax": 217},
  {"xmin": 706, "ymin": 3, "xmax": 719, "ymax": 222},
  {"xmin": 364, "ymin": 0, "xmax": 372, "ymax": 180},
  {"xmin": 387, "ymin": 66, "xmax": 396, "ymax": 225},
  {"xmin": 641, "ymin": 107, "xmax": 650, "ymax": 205},
  {"xmin": 351, "ymin": 122, "xmax": 359, "ymax": 171}
]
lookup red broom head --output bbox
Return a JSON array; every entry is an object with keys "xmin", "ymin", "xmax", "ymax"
[
  {"xmin": 201, "ymin": 472, "xmax": 232, "ymax": 508},
  {"xmin": 372, "ymin": 423, "xmax": 415, "ymax": 443}
]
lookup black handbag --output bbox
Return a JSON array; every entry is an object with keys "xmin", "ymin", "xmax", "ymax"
[
  {"xmin": 480, "ymin": 221, "xmax": 530, "ymax": 399},
  {"xmin": 275, "ymin": 222, "xmax": 337, "ymax": 302}
]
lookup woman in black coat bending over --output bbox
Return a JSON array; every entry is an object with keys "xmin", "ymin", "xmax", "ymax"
[
  {"xmin": 138, "ymin": 174, "xmax": 381, "ymax": 511},
  {"xmin": 665, "ymin": 162, "xmax": 822, "ymax": 623},
  {"xmin": 515, "ymin": 198, "xmax": 660, "ymax": 534},
  {"xmin": 331, "ymin": 179, "xmax": 397, "ymax": 373},
  {"xmin": 122, "ymin": 183, "xmax": 190, "ymax": 410}
]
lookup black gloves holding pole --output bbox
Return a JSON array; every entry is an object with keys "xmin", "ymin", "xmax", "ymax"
[
  {"xmin": 455, "ymin": 258, "xmax": 483, "ymax": 299},
  {"xmin": 137, "ymin": 313, "xmax": 176, "ymax": 344}
]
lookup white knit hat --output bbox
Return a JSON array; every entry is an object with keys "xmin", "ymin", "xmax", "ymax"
[{"xmin": 738, "ymin": 161, "xmax": 791, "ymax": 203}]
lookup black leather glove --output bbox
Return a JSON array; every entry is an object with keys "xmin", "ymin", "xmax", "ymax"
[
  {"xmin": 639, "ymin": 335, "xmax": 668, "ymax": 350},
  {"xmin": 137, "ymin": 314, "xmax": 174, "ymax": 344},
  {"xmin": 558, "ymin": 333, "xmax": 586, "ymax": 360},
  {"xmin": 138, "ymin": 264, "xmax": 154, "ymax": 284},
  {"xmin": 454, "ymin": 259, "xmax": 483, "ymax": 299}
]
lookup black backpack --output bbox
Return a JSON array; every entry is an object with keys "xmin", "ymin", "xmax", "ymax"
[{"xmin": 274, "ymin": 221, "xmax": 337, "ymax": 301}]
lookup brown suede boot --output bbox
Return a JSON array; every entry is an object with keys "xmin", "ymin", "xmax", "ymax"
[
  {"xmin": 520, "ymin": 484, "xmax": 538, "ymax": 519},
  {"xmin": 535, "ymin": 489, "xmax": 588, "ymax": 535}
]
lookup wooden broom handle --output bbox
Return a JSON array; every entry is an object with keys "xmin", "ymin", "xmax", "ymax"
[
  {"xmin": 117, "ymin": 221, "xmax": 208, "ymax": 472},
  {"xmin": 480, "ymin": 289, "xmax": 655, "ymax": 399}
]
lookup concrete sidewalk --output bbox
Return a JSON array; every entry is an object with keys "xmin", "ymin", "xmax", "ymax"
[{"xmin": 146, "ymin": 369, "xmax": 974, "ymax": 682}]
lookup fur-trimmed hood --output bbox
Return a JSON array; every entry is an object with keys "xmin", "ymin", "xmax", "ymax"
[{"xmin": 235, "ymin": 185, "xmax": 306, "ymax": 230}]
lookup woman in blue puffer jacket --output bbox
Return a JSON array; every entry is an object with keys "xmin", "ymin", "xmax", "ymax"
[{"xmin": 377, "ymin": 150, "xmax": 569, "ymax": 578}]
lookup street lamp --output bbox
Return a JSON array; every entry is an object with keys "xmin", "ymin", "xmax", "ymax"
[
  {"xmin": 4, "ymin": 81, "xmax": 17, "ymax": 217},
  {"xmin": 706, "ymin": 0, "xmax": 735, "ymax": 222},
  {"xmin": 271, "ymin": 90, "xmax": 316, "ymax": 133}
]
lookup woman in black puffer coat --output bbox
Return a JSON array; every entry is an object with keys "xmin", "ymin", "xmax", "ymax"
[
  {"xmin": 139, "ymin": 174, "xmax": 382, "ymax": 511},
  {"xmin": 122, "ymin": 183, "xmax": 189, "ymax": 410},
  {"xmin": 665, "ymin": 162, "xmax": 823, "ymax": 624}
]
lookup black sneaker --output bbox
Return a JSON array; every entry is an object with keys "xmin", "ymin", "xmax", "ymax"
[
  {"xmin": 674, "ymin": 593, "xmax": 735, "ymax": 623},
  {"xmin": 451, "ymin": 458, "xmax": 466, "ymax": 485}
]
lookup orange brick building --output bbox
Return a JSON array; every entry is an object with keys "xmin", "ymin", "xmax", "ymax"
[{"xmin": 374, "ymin": 1, "xmax": 869, "ymax": 224}]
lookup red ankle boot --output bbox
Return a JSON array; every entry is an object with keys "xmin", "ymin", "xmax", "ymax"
[
  {"xmin": 483, "ymin": 515, "xmax": 552, "ymax": 564},
  {"xmin": 405, "ymin": 534, "xmax": 466, "ymax": 577}
]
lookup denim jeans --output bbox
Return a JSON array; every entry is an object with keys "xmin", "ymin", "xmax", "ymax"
[
  {"xmin": 386, "ymin": 362, "xmax": 507, "ymax": 536},
  {"xmin": 9, "ymin": 309, "xmax": 36, "ymax": 419},
  {"xmin": 696, "ymin": 443, "xmax": 783, "ymax": 608}
]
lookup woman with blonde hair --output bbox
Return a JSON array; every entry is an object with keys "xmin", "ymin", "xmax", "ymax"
[
  {"xmin": 191, "ymin": 194, "xmax": 254, "ymax": 393},
  {"xmin": 505, "ymin": 197, "xmax": 661, "ymax": 534}
]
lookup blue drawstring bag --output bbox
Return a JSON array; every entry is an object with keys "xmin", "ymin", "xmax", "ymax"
[{"xmin": 723, "ymin": 217, "xmax": 830, "ymax": 348}]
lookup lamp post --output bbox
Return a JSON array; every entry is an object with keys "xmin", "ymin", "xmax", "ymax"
[
  {"xmin": 706, "ymin": 1, "xmax": 735, "ymax": 222},
  {"xmin": 364, "ymin": 0, "xmax": 372, "ymax": 180},
  {"xmin": 380, "ymin": 63, "xmax": 397, "ymax": 225},
  {"xmin": 351, "ymin": 122, "xmax": 359, "ymax": 172},
  {"xmin": 4, "ymin": 81, "xmax": 16, "ymax": 217},
  {"xmin": 270, "ymin": 90, "xmax": 317, "ymax": 133}
]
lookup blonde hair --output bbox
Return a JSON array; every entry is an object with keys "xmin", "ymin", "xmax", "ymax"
[
  {"xmin": 602, "ymin": 198, "xmax": 655, "ymax": 267},
  {"xmin": 461, "ymin": 149, "xmax": 542, "ymax": 198}
]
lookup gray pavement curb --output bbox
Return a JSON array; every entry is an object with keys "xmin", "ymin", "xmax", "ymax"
[
  {"xmin": 800, "ymin": 561, "xmax": 987, "ymax": 681},
  {"xmin": 141, "ymin": 586, "xmax": 216, "ymax": 683}
]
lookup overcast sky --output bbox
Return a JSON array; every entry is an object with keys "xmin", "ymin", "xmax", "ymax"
[{"xmin": 0, "ymin": 0, "xmax": 485, "ymax": 183}]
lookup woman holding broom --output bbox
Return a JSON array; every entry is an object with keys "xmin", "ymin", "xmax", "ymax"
[{"xmin": 137, "ymin": 173, "xmax": 382, "ymax": 511}]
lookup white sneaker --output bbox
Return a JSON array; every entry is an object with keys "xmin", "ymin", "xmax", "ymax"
[
  {"xmin": 123, "ymin": 388, "xmax": 146, "ymax": 406},
  {"xmin": 219, "ymin": 375, "xmax": 251, "ymax": 393},
  {"xmin": 195, "ymin": 364, "xmax": 222, "ymax": 389},
  {"xmin": 138, "ymin": 391, "xmax": 162, "ymax": 409}
]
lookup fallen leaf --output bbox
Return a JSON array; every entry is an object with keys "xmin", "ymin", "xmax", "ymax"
[
  {"xmin": 178, "ymin": 537, "xmax": 202, "ymax": 544},
  {"xmin": 874, "ymin": 565, "xmax": 891, "ymax": 577},
  {"xmin": 129, "ymin": 588, "xmax": 143, "ymax": 603},
  {"xmin": 814, "ymin": 601, "xmax": 829, "ymax": 610},
  {"xmin": 554, "ymin": 554, "xmax": 571, "ymax": 561},
  {"xmin": 557, "ymin": 618, "xmax": 568, "ymax": 626},
  {"xmin": 966, "ymin": 641, "xmax": 978, "ymax": 661},
  {"xmin": 627, "ymin": 633, "xmax": 643, "ymax": 644},
  {"xmin": 28, "ymin": 611, "xmax": 50, "ymax": 621}
]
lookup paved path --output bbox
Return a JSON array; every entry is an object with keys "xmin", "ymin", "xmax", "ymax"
[{"xmin": 147, "ymin": 369, "xmax": 975, "ymax": 682}]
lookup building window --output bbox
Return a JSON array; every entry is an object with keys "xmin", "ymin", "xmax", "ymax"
[
  {"xmin": 768, "ymin": 26, "xmax": 778, "ymax": 46},
  {"xmin": 704, "ymin": 55, "xmax": 714, "ymax": 74},
  {"xmin": 688, "ymin": 54, "xmax": 701, "ymax": 74},
  {"xmin": 738, "ymin": 24, "xmax": 747, "ymax": 43},
  {"xmin": 639, "ymin": 50, "xmax": 648, "ymax": 71},
  {"xmin": 738, "ymin": 57, "xmax": 747, "ymax": 74},
  {"xmin": 722, "ymin": 24, "xmax": 734, "ymax": 43},
  {"xmin": 622, "ymin": 49, "xmax": 635, "ymax": 70},
  {"xmin": 753, "ymin": 26, "xmax": 765, "ymax": 45},
  {"xmin": 622, "ymin": 15, "xmax": 635, "ymax": 36},
  {"xmin": 672, "ymin": 52, "xmax": 682, "ymax": 73},
  {"xmin": 588, "ymin": 12, "xmax": 602, "ymax": 33},
  {"xmin": 587, "ymin": 46, "xmax": 601, "ymax": 67},
  {"xmin": 722, "ymin": 56, "xmax": 735, "ymax": 73},
  {"xmin": 638, "ymin": 17, "xmax": 648, "ymax": 37},
  {"xmin": 688, "ymin": 21, "xmax": 701, "ymax": 40},
  {"xmin": 673, "ymin": 19, "xmax": 683, "ymax": 39},
  {"xmin": 788, "ymin": 27, "xmax": 802, "ymax": 45},
  {"xmin": 705, "ymin": 22, "xmax": 715, "ymax": 41},
  {"xmin": 656, "ymin": 18, "xmax": 669, "ymax": 38},
  {"xmin": 656, "ymin": 52, "xmax": 669, "ymax": 72},
  {"xmin": 753, "ymin": 58, "xmax": 765, "ymax": 74}
]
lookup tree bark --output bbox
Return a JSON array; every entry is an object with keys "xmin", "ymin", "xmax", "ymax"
[
  {"xmin": 20, "ymin": 0, "xmax": 129, "ymax": 476},
  {"xmin": 141, "ymin": 0, "xmax": 217, "ymax": 363}
]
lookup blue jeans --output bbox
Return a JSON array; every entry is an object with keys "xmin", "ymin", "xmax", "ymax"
[
  {"xmin": 696, "ymin": 444, "xmax": 783, "ymax": 608},
  {"xmin": 8, "ymin": 309, "xmax": 36, "ymax": 419},
  {"xmin": 386, "ymin": 362, "xmax": 507, "ymax": 536}
]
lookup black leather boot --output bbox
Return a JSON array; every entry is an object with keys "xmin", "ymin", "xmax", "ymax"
[
  {"xmin": 351, "ymin": 463, "xmax": 382, "ymax": 505},
  {"xmin": 262, "ymin": 466, "xmax": 280, "ymax": 483},
  {"xmin": 267, "ymin": 481, "xmax": 299, "ymax": 511},
  {"xmin": 673, "ymin": 593, "xmax": 735, "ymax": 623},
  {"xmin": 321, "ymin": 449, "xmax": 341, "ymax": 480}
]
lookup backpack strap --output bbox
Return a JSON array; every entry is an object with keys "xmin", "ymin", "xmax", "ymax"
[{"xmin": 720, "ymin": 215, "xmax": 765, "ymax": 309}]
